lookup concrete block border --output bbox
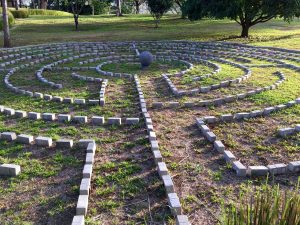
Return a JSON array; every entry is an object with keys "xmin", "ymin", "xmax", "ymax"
[
  {"xmin": 133, "ymin": 74, "xmax": 190, "ymax": 224},
  {"xmin": 196, "ymin": 118, "xmax": 300, "ymax": 177},
  {"xmin": 0, "ymin": 105, "xmax": 140, "ymax": 126},
  {"xmin": 0, "ymin": 131, "xmax": 96, "ymax": 224},
  {"xmin": 153, "ymin": 71, "xmax": 286, "ymax": 109}
]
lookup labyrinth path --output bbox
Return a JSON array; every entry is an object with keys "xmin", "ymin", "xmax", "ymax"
[{"xmin": 0, "ymin": 41, "xmax": 300, "ymax": 225}]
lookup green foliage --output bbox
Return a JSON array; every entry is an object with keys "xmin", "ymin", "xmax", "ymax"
[
  {"xmin": 146, "ymin": 0, "xmax": 174, "ymax": 27},
  {"xmin": 183, "ymin": 0, "xmax": 300, "ymax": 37},
  {"xmin": 0, "ymin": 9, "xmax": 15, "ymax": 30},
  {"xmin": 92, "ymin": 0, "xmax": 111, "ymax": 15},
  {"xmin": 9, "ymin": 9, "xmax": 29, "ymax": 18},
  {"xmin": 28, "ymin": 9, "xmax": 72, "ymax": 16},
  {"xmin": 121, "ymin": 0, "xmax": 134, "ymax": 14},
  {"xmin": 221, "ymin": 182, "xmax": 300, "ymax": 225}
]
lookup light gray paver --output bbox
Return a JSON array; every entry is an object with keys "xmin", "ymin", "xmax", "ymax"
[
  {"xmin": 168, "ymin": 193, "xmax": 182, "ymax": 215},
  {"xmin": 176, "ymin": 215, "xmax": 191, "ymax": 225},
  {"xmin": 157, "ymin": 162, "xmax": 168, "ymax": 177},
  {"xmin": 162, "ymin": 175, "xmax": 175, "ymax": 193},
  {"xmin": 15, "ymin": 110, "xmax": 27, "ymax": 118},
  {"xmin": 79, "ymin": 139, "xmax": 95, "ymax": 148},
  {"xmin": 79, "ymin": 178, "xmax": 91, "ymax": 195},
  {"xmin": 288, "ymin": 161, "xmax": 300, "ymax": 172},
  {"xmin": 36, "ymin": 136, "xmax": 52, "ymax": 147},
  {"xmin": 71, "ymin": 215, "xmax": 84, "ymax": 225},
  {"xmin": 107, "ymin": 117, "xmax": 121, "ymax": 125},
  {"xmin": 92, "ymin": 116, "xmax": 104, "ymax": 125},
  {"xmin": 17, "ymin": 134, "xmax": 34, "ymax": 144},
  {"xmin": 83, "ymin": 164, "xmax": 93, "ymax": 178},
  {"xmin": 0, "ymin": 164, "xmax": 21, "ymax": 176},
  {"xmin": 56, "ymin": 139, "xmax": 73, "ymax": 148},
  {"xmin": 248, "ymin": 166, "xmax": 269, "ymax": 176},
  {"xmin": 76, "ymin": 195, "xmax": 89, "ymax": 216},
  {"xmin": 28, "ymin": 112, "xmax": 41, "ymax": 120},
  {"xmin": 73, "ymin": 116, "xmax": 88, "ymax": 124},
  {"xmin": 1, "ymin": 132, "xmax": 17, "ymax": 141},
  {"xmin": 58, "ymin": 114, "xmax": 71, "ymax": 122}
]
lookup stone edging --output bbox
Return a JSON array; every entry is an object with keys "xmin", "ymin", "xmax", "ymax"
[
  {"xmin": 0, "ymin": 131, "xmax": 96, "ymax": 225},
  {"xmin": 0, "ymin": 105, "xmax": 139, "ymax": 126},
  {"xmin": 134, "ymin": 74, "xmax": 191, "ymax": 224},
  {"xmin": 278, "ymin": 125, "xmax": 300, "ymax": 137},
  {"xmin": 153, "ymin": 71, "xmax": 286, "ymax": 109},
  {"xmin": 196, "ymin": 98, "xmax": 300, "ymax": 177}
]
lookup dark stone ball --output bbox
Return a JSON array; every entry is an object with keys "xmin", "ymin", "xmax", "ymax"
[{"xmin": 139, "ymin": 51, "xmax": 153, "ymax": 68}]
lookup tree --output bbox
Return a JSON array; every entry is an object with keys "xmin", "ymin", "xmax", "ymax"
[
  {"xmin": 133, "ymin": 0, "xmax": 144, "ymax": 14},
  {"xmin": 146, "ymin": 0, "xmax": 174, "ymax": 28},
  {"xmin": 1, "ymin": 0, "xmax": 10, "ymax": 47},
  {"xmin": 70, "ymin": 0, "xmax": 87, "ymax": 30},
  {"xmin": 115, "ymin": 0, "xmax": 121, "ymax": 16},
  {"xmin": 15, "ymin": 0, "xmax": 19, "ymax": 10},
  {"xmin": 40, "ymin": 0, "xmax": 48, "ymax": 9},
  {"xmin": 183, "ymin": 0, "xmax": 300, "ymax": 38},
  {"xmin": 174, "ymin": 0, "xmax": 186, "ymax": 18}
]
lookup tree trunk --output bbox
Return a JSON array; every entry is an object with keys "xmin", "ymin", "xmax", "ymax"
[
  {"xmin": 1, "ymin": 0, "xmax": 11, "ymax": 47},
  {"xmin": 74, "ymin": 14, "xmax": 79, "ymax": 30},
  {"xmin": 15, "ymin": 0, "xmax": 19, "ymax": 10},
  {"xmin": 241, "ymin": 23, "xmax": 250, "ymax": 38},
  {"xmin": 155, "ymin": 18, "xmax": 159, "ymax": 28},
  {"xmin": 115, "ymin": 0, "xmax": 122, "ymax": 16},
  {"xmin": 40, "ymin": 0, "xmax": 47, "ymax": 9},
  {"xmin": 135, "ymin": 1, "xmax": 139, "ymax": 14}
]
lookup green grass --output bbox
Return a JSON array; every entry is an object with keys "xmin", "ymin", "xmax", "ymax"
[{"xmin": 3, "ymin": 14, "xmax": 300, "ymax": 49}]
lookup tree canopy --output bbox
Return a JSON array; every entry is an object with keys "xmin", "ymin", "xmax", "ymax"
[
  {"xmin": 147, "ymin": 0, "xmax": 174, "ymax": 28},
  {"xmin": 183, "ymin": 0, "xmax": 300, "ymax": 37}
]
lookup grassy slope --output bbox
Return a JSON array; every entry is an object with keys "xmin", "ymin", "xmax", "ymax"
[{"xmin": 4, "ymin": 14, "xmax": 300, "ymax": 49}]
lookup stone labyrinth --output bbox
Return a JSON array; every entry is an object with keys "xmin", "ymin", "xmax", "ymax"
[{"xmin": 0, "ymin": 41, "xmax": 300, "ymax": 224}]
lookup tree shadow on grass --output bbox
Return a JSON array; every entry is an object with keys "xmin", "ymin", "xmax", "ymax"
[{"xmin": 216, "ymin": 33, "xmax": 300, "ymax": 43}]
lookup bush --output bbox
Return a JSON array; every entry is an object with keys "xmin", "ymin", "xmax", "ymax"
[
  {"xmin": 221, "ymin": 182, "xmax": 300, "ymax": 225},
  {"xmin": 93, "ymin": 1, "xmax": 110, "ymax": 15},
  {"xmin": 28, "ymin": 9, "xmax": 72, "ymax": 16},
  {"xmin": 9, "ymin": 9, "xmax": 29, "ymax": 18},
  {"xmin": 0, "ymin": 10, "xmax": 15, "ymax": 30}
]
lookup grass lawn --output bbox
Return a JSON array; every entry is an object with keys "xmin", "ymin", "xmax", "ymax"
[{"xmin": 5, "ymin": 14, "xmax": 300, "ymax": 49}]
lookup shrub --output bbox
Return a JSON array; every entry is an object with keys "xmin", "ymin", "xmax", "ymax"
[
  {"xmin": 92, "ymin": 0, "xmax": 110, "ymax": 15},
  {"xmin": 146, "ymin": 0, "xmax": 174, "ymax": 28},
  {"xmin": 221, "ymin": 181, "xmax": 300, "ymax": 225},
  {"xmin": 9, "ymin": 9, "xmax": 29, "ymax": 18},
  {"xmin": 0, "ymin": 10, "xmax": 15, "ymax": 30},
  {"xmin": 28, "ymin": 9, "xmax": 72, "ymax": 16}
]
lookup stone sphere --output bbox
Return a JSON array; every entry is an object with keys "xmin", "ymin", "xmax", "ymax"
[{"xmin": 139, "ymin": 51, "xmax": 153, "ymax": 68}]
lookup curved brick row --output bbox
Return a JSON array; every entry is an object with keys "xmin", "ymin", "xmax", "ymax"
[
  {"xmin": 35, "ymin": 51, "xmax": 115, "ymax": 88},
  {"xmin": 96, "ymin": 56, "xmax": 137, "ymax": 79},
  {"xmin": 71, "ymin": 72, "xmax": 106, "ymax": 83},
  {"xmin": 200, "ymin": 99, "xmax": 300, "ymax": 125},
  {"xmin": 71, "ymin": 72, "xmax": 108, "ymax": 106},
  {"xmin": 153, "ymin": 71, "xmax": 286, "ymax": 109},
  {"xmin": 162, "ymin": 56, "xmax": 252, "ymax": 97}
]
